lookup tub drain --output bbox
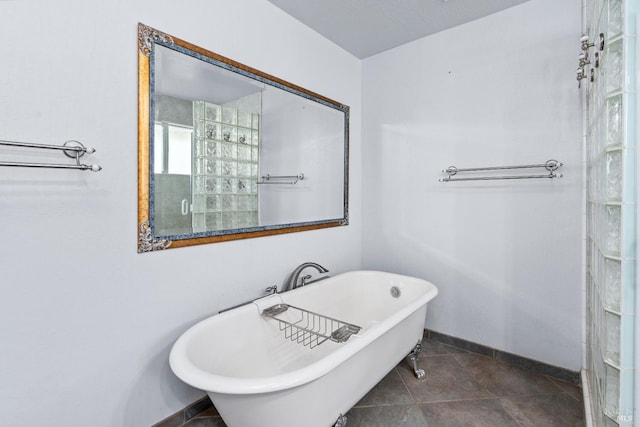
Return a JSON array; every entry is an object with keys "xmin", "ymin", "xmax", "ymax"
[{"xmin": 390, "ymin": 286, "xmax": 401, "ymax": 298}]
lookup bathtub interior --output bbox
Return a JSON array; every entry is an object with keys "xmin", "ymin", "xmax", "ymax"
[
  {"xmin": 283, "ymin": 271, "xmax": 433, "ymax": 325},
  {"xmin": 184, "ymin": 301, "xmax": 341, "ymax": 379}
]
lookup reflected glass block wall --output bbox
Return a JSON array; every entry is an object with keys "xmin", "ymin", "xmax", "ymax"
[
  {"xmin": 585, "ymin": 0, "xmax": 637, "ymax": 425},
  {"xmin": 192, "ymin": 101, "xmax": 260, "ymax": 232}
]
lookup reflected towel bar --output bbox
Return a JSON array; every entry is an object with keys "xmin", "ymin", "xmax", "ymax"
[
  {"xmin": 0, "ymin": 139, "xmax": 102, "ymax": 172},
  {"xmin": 258, "ymin": 173, "xmax": 304, "ymax": 185},
  {"xmin": 439, "ymin": 160, "xmax": 562, "ymax": 182}
]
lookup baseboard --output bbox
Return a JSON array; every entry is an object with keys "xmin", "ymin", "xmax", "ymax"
[
  {"xmin": 152, "ymin": 396, "xmax": 214, "ymax": 427},
  {"xmin": 425, "ymin": 329, "xmax": 581, "ymax": 384}
]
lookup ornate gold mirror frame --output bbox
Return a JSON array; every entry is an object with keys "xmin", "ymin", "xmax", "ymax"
[{"xmin": 137, "ymin": 24, "xmax": 349, "ymax": 252}]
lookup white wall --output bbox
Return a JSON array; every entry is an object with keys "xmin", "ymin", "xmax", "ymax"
[
  {"xmin": 0, "ymin": 1, "xmax": 361, "ymax": 426},
  {"xmin": 362, "ymin": 0, "xmax": 583, "ymax": 370}
]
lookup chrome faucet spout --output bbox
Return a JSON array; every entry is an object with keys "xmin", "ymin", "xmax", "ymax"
[{"xmin": 284, "ymin": 262, "xmax": 330, "ymax": 292}]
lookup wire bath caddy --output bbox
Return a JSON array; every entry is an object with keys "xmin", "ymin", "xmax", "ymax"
[{"xmin": 262, "ymin": 304, "xmax": 362, "ymax": 349}]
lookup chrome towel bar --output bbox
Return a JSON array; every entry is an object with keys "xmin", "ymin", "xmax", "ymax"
[
  {"xmin": 0, "ymin": 139, "xmax": 102, "ymax": 172},
  {"xmin": 258, "ymin": 173, "xmax": 304, "ymax": 185},
  {"xmin": 439, "ymin": 159, "xmax": 562, "ymax": 182}
]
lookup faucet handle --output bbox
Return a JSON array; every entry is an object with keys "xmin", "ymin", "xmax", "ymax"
[
  {"xmin": 265, "ymin": 285, "xmax": 278, "ymax": 295},
  {"xmin": 300, "ymin": 274, "xmax": 312, "ymax": 287}
]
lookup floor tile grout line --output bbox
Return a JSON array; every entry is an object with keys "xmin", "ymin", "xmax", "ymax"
[
  {"xmin": 494, "ymin": 396, "xmax": 530, "ymax": 427},
  {"xmin": 416, "ymin": 396, "xmax": 525, "ymax": 427},
  {"xmin": 416, "ymin": 396, "xmax": 504, "ymax": 405},
  {"xmin": 394, "ymin": 364, "xmax": 419, "ymax": 405},
  {"xmin": 448, "ymin": 352, "xmax": 499, "ymax": 399},
  {"xmin": 450, "ymin": 352, "xmax": 580, "ymax": 403}
]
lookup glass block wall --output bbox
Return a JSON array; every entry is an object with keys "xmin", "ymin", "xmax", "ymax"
[
  {"xmin": 192, "ymin": 101, "xmax": 260, "ymax": 232},
  {"xmin": 585, "ymin": 0, "xmax": 637, "ymax": 425}
]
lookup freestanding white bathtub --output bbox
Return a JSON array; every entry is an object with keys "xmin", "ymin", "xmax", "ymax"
[{"xmin": 170, "ymin": 270, "xmax": 438, "ymax": 427}]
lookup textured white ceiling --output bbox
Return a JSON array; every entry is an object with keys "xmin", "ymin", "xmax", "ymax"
[{"xmin": 267, "ymin": 0, "xmax": 532, "ymax": 58}]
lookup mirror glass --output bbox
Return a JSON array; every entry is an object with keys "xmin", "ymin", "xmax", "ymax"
[{"xmin": 138, "ymin": 24, "xmax": 349, "ymax": 252}]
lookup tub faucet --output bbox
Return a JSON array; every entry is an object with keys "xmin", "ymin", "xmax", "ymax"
[{"xmin": 284, "ymin": 262, "xmax": 329, "ymax": 292}]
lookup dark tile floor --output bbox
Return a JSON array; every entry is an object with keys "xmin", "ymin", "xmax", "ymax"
[{"xmin": 180, "ymin": 338, "xmax": 585, "ymax": 427}]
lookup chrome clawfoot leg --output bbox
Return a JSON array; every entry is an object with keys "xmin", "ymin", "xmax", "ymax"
[
  {"xmin": 334, "ymin": 413, "xmax": 347, "ymax": 427},
  {"xmin": 408, "ymin": 339, "xmax": 426, "ymax": 379}
]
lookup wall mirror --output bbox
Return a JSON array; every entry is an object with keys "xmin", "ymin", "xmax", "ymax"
[{"xmin": 137, "ymin": 24, "xmax": 349, "ymax": 252}]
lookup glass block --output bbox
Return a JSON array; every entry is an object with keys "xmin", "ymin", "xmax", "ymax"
[
  {"xmin": 251, "ymin": 195, "xmax": 258, "ymax": 210},
  {"xmin": 237, "ymin": 178, "xmax": 250, "ymax": 193},
  {"xmin": 237, "ymin": 127, "xmax": 250, "ymax": 145},
  {"xmin": 204, "ymin": 159, "xmax": 219, "ymax": 175},
  {"xmin": 604, "ymin": 311, "xmax": 620, "ymax": 365},
  {"xmin": 193, "ymin": 139, "xmax": 204, "ymax": 156},
  {"xmin": 193, "ymin": 176, "xmax": 204, "ymax": 194},
  {"xmin": 604, "ymin": 258, "xmax": 621, "ymax": 311},
  {"xmin": 222, "ymin": 178, "xmax": 237, "ymax": 194},
  {"xmin": 605, "ymin": 365, "xmax": 620, "ymax": 416},
  {"xmin": 221, "ymin": 142, "xmax": 237, "ymax": 160},
  {"xmin": 193, "ymin": 157, "xmax": 203, "ymax": 175},
  {"xmin": 222, "ymin": 107, "xmax": 237, "ymax": 125},
  {"xmin": 205, "ymin": 140, "xmax": 219, "ymax": 157},
  {"xmin": 237, "ymin": 211, "xmax": 255, "ymax": 228},
  {"xmin": 598, "ymin": 113, "xmax": 607, "ymax": 155},
  {"xmin": 594, "ymin": 163, "xmax": 602, "ymax": 201},
  {"xmin": 221, "ymin": 161, "xmax": 235, "ymax": 176},
  {"xmin": 237, "ymin": 145, "xmax": 251, "ymax": 162},
  {"xmin": 192, "ymin": 195, "xmax": 205, "ymax": 213},
  {"xmin": 222, "ymin": 195, "xmax": 236, "ymax": 211},
  {"xmin": 205, "ymin": 212, "xmax": 222, "ymax": 231},
  {"xmin": 606, "ymin": 95, "xmax": 623, "ymax": 146},
  {"xmin": 205, "ymin": 103, "xmax": 221, "ymax": 122},
  {"xmin": 205, "ymin": 122, "xmax": 220, "ymax": 140},
  {"xmin": 606, "ymin": 150, "xmax": 622, "ymax": 200},
  {"xmin": 252, "ymin": 113, "xmax": 260, "ymax": 129},
  {"xmin": 192, "ymin": 213, "xmax": 206, "ymax": 233},
  {"xmin": 606, "ymin": 39, "xmax": 623, "ymax": 93},
  {"xmin": 237, "ymin": 195, "xmax": 252, "ymax": 211},
  {"xmin": 221, "ymin": 212, "xmax": 236, "ymax": 229},
  {"xmin": 206, "ymin": 195, "xmax": 221, "ymax": 212},
  {"xmin": 222, "ymin": 126, "xmax": 237, "ymax": 143},
  {"xmin": 237, "ymin": 111, "xmax": 252, "ymax": 128},
  {"xmin": 251, "ymin": 130, "xmax": 260, "ymax": 146},
  {"xmin": 194, "ymin": 120, "xmax": 205, "ymax": 139},
  {"xmin": 205, "ymin": 177, "xmax": 220, "ymax": 194},
  {"xmin": 252, "ymin": 147, "xmax": 259, "ymax": 162},
  {"xmin": 237, "ymin": 162, "xmax": 251, "ymax": 177},
  {"xmin": 193, "ymin": 101, "xmax": 205, "ymax": 120},
  {"xmin": 607, "ymin": 0, "xmax": 623, "ymax": 38},
  {"xmin": 597, "ymin": 250, "xmax": 605, "ymax": 292},
  {"xmin": 605, "ymin": 205, "xmax": 621, "ymax": 254}
]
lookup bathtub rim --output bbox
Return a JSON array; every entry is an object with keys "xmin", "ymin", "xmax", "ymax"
[{"xmin": 169, "ymin": 270, "xmax": 438, "ymax": 395}]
